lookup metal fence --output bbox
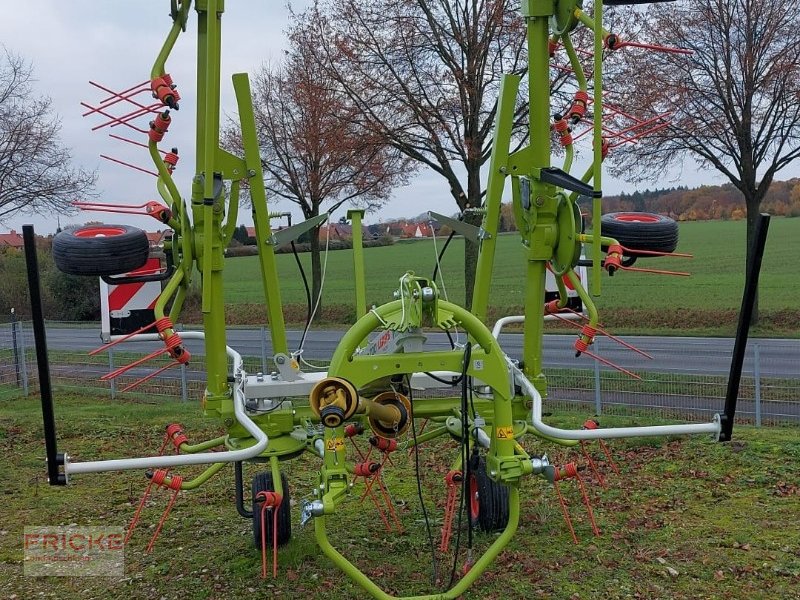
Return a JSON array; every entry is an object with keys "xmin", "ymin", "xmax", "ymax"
[{"xmin": 1, "ymin": 320, "xmax": 798, "ymax": 426}]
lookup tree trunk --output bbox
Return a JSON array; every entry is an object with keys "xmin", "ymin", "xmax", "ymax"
[
  {"xmin": 744, "ymin": 197, "xmax": 761, "ymax": 326},
  {"xmin": 310, "ymin": 226, "xmax": 323, "ymax": 315},
  {"xmin": 463, "ymin": 217, "xmax": 480, "ymax": 310},
  {"xmin": 462, "ymin": 162, "xmax": 483, "ymax": 309}
]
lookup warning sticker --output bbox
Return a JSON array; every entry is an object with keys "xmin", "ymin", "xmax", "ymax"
[
  {"xmin": 326, "ymin": 438, "xmax": 345, "ymax": 452},
  {"xmin": 496, "ymin": 427, "xmax": 515, "ymax": 440}
]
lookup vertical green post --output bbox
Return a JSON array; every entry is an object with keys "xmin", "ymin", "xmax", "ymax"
[
  {"xmin": 232, "ymin": 73, "xmax": 289, "ymax": 355},
  {"xmin": 592, "ymin": 1, "xmax": 604, "ymax": 296},
  {"xmin": 347, "ymin": 209, "xmax": 367, "ymax": 319},
  {"xmin": 521, "ymin": 9, "xmax": 555, "ymax": 393},
  {"xmin": 193, "ymin": 0, "xmax": 230, "ymax": 409},
  {"xmin": 471, "ymin": 74, "xmax": 520, "ymax": 322}
]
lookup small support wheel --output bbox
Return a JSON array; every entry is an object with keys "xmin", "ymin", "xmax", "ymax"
[
  {"xmin": 252, "ymin": 471, "xmax": 291, "ymax": 548},
  {"xmin": 600, "ymin": 212, "xmax": 678, "ymax": 256},
  {"xmin": 53, "ymin": 224, "xmax": 149, "ymax": 276},
  {"xmin": 468, "ymin": 456, "xmax": 510, "ymax": 532}
]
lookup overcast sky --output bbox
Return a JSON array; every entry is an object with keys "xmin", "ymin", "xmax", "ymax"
[{"xmin": 1, "ymin": 1, "xmax": 786, "ymax": 235}]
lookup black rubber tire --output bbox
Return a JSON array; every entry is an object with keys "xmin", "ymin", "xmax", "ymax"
[
  {"xmin": 468, "ymin": 456, "xmax": 510, "ymax": 532},
  {"xmin": 252, "ymin": 471, "xmax": 291, "ymax": 548},
  {"xmin": 53, "ymin": 224, "xmax": 149, "ymax": 276},
  {"xmin": 600, "ymin": 212, "xmax": 678, "ymax": 256}
]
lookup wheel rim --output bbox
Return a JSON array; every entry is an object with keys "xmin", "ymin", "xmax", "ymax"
[
  {"xmin": 611, "ymin": 213, "xmax": 660, "ymax": 223},
  {"xmin": 74, "ymin": 226, "xmax": 127, "ymax": 238},
  {"xmin": 469, "ymin": 474, "xmax": 479, "ymax": 520}
]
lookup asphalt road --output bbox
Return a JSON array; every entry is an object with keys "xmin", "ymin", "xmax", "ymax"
[{"xmin": 38, "ymin": 326, "xmax": 800, "ymax": 379}]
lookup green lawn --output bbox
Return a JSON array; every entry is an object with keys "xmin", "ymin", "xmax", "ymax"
[
  {"xmin": 1, "ymin": 392, "xmax": 799, "ymax": 599},
  {"xmin": 217, "ymin": 218, "xmax": 799, "ymax": 335}
]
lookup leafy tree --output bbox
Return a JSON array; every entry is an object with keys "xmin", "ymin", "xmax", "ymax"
[
  {"xmin": 293, "ymin": 0, "xmax": 529, "ymax": 307},
  {"xmin": 611, "ymin": 0, "xmax": 800, "ymax": 321},
  {"xmin": 0, "ymin": 50, "xmax": 95, "ymax": 222},
  {"xmin": 226, "ymin": 24, "xmax": 410, "ymax": 307}
]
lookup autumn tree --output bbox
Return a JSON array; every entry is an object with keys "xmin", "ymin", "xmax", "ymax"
[
  {"xmin": 610, "ymin": 0, "xmax": 800, "ymax": 321},
  {"xmin": 228, "ymin": 37, "xmax": 411, "ymax": 308},
  {"xmin": 292, "ymin": 0, "xmax": 530, "ymax": 307},
  {"xmin": 0, "ymin": 50, "xmax": 95, "ymax": 222}
]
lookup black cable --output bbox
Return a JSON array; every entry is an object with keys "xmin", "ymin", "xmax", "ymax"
[
  {"xmin": 468, "ymin": 374, "xmax": 477, "ymax": 421},
  {"xmin": 291, "ymin": 239, "xmax": 313, "ymax": 352},
  {"xmin": 431, "ymin": 230, "xmax": 456, "ymax": 285},
  {"xmin": 431, "ymin": 228, "xmax": 457, "ymax": 351},
  {"xmin": 424, "ymin": 371, "xmax": 463, "ymax": 386},
  {"xmin": 445, "ymin": 329, "xmax": 456, "ymax": 350},
  {"xmin": 448, "ymin": 343, "xmax": 472, "ymax": 587},
  {"xmin": 407, "ymin": 379, "xmax": 439, "ymax": 585}
]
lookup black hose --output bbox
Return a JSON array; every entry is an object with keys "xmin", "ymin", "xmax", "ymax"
[
  {"xmin": 408, "ymin": 382, "xmax": 439, "ymax": 585},
  {"xmin": 291, "ymin": 239, "xmax": 313, "ymax": 352},
  {"xmin": 431, "ymin": 230, "xmax": 456, "ymax": 285},
  {"xmin": 448, "ymin": 343, "xmax": 472, "ymax": 587}
]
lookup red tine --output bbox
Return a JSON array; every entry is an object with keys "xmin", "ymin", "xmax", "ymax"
[
  {"xmin": 108, "ymin": 133, "xmax": 169, "ymax": 154},
  {"xmin": 92, "ymin": 79, "xmax": 149, "ymax": 104},
  {"xmin": 100, "ymin": 154, "xmax": 158, "ymax": 177},
  {"xmin": 551, "ymin": 312, "xmax": 654, "ymax": 360},
  {"xmin": 82, "ymin": 102, "xmax": 149, "ymax": 134},
  {"xmin": 619, "ymin": 264, "xmax": 691, "ymax": 277},
  {"xmin": 83, "ymin": 81, "xmax": 151, "ymax": 117},
  {"xmin": 120, "ymin": 361, "xmax": 179, "ymax": 393},
  {"xmin": 582, "ymin": 349, "xmax": 642, "ymax": 380}
]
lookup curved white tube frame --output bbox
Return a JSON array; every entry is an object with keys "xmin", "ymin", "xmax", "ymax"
[
  {"xmin": 64, "ymin": 332, "xmax": 269, "ymax": 476},
  {"xmin": 511, "ymin": 360, "xmax": 722, "ymax": 440}
]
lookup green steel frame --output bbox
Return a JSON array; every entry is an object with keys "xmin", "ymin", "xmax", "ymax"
[{"xmin": 104, "ymin": 1, "xmax": 689, "ymax": 598}]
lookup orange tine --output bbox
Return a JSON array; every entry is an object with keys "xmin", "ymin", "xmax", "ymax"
[
  {"xmin": 90, "ymin": 80, "xmax": 149, "ymax": 105},
  {"xmin": 120, "ymin": 361, "xmax": 179, "ymax": 393},
  {"xmin": 100, "ymin": 154, "xmax": 158, "ymax": 177},
  {"xmin": 581, "ymin": 349, "xmax": 642, "ymax": 380},
  {"xmin": 619, "ymin": 265, "xmax": 691, "ymax": 277},
  {"xmin": 618, "ymin": 245, "xmax": 693, "ymax": 258},
  {"xmin": 108, "ymin": 133, "xmax": 170, "ymax": 154},
  {"xmin": 552, "ymin": 311, "xmax": 653, "ymax": 360},
  {"xmin": 84, "ymin": 80, "xmax": 153, "ymax": 116},
  {"xmin": 100, "ymin": 348, "xmax": 166, "ymax": 380},
  {"xmin": 616, "ymin": 40, "xmax": 692, "ymax": 55}
]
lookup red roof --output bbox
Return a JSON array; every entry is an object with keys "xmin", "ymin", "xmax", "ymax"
[{"xmin": 0, "ymin": 230, "xmax": 23, "ymax": 249}]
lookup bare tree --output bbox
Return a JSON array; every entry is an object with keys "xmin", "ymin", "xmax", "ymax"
[
  {"xmin": 610, "ymin": 0, "xmax": 800, "ymax": 321},
  {"xmin": 230, "ymin": 39, "xmax": 412, "ymax": 308},
  {"xmin": 293, "ymin": 0, "xmax": 529, "ymax": 307},
  {"xmin": 0, "ymin": 50, "xmax": 95, "ymax": 222}
]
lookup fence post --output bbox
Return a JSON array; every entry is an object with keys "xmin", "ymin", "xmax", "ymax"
[
  {"xmin": 594, "ymin": 337, "xmax": 602, "ymax": 415},
  {"xmin": 260, "ymin": 326, "xmax": 268, "ymax": 374},
  {"xmin": 11, "ymin": 308, "xmax": 21, "ymax": 387},
  {"xmin": 753, "ymin": 343, "xmax": 761, "ymax": 427},
  {"xmin": 18, "ymin": 320, "xmax": 29, "ymax": 397},
  {"xmin": 180, "ymin": 362, "xmax": 188, "ymax": 402},
  {"xmin": 108, "ymin": 347, "xmax": 116, "ymax": 399}
]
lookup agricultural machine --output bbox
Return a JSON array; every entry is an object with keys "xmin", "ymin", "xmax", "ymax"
[{"xmin": 25, "ymin": 0, "xmax": 769, "ymax": 598}]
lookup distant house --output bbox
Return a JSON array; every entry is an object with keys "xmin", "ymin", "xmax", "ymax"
[
  {"xmin": 318, "ymin": 222, "xmax": 352, "ymax": 240},
  {"xmin": 385, "ymin": 222, "xmax": 406, "ymax": 237},
  {"xmin": 0, "ymin": 230, "xmax": 24, "ymax": 249},
  {"xmin": 400, "ymin": 222, "xmax": 433, "ymax": 238}
]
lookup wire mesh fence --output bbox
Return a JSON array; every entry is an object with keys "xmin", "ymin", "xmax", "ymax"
[{"xmin": 1, "ymin": 320, "xmax": 798, "ymax": 426}]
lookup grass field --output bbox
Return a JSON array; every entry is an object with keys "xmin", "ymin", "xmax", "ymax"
[
  {"xmin": 2, "ymin": 392, "xmax": 799, "ymax": 599},
  {"xmin": 214, "ymin": 218, "xmax": 800, "ymax": 336}
]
